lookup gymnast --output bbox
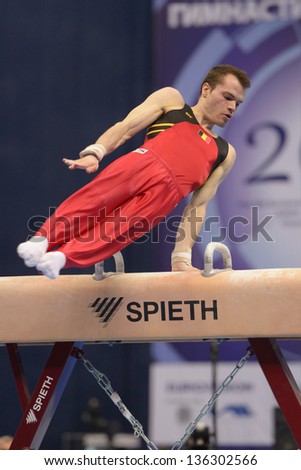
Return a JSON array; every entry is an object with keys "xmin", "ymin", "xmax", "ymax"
[{"xmin": 17, "ymin": 64, "xmax": 250, "ymax": 279}]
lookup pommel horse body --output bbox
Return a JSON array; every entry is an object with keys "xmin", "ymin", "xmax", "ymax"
[
  {"xmin": 1, "ymin": 265, "xmax": 301, "ymax": 344},
  {"xmin": 1, "ymin": 243, "xmax": 301, "ymax": 449}
]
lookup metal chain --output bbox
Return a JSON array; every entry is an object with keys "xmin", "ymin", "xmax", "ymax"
[
  {"xmin": 80, "ymin": 356, "xmax": 158, "ymax": 450},
  {"xmin": 172, "ymin": 347, "xmax": 253, "ymax": 450},
  {"xmin": 78, "ymin": 347, "xmax": 252, "ymax": 451}
]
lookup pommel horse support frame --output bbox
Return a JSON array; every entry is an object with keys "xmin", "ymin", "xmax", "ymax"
[{"xmin": 1, "ymin": 243, "xmax": 301, "ymax": 449}]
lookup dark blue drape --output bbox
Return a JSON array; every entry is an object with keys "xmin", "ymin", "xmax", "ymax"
[{"xmin": 0, "ymin": 0, "xmax": 152, "ymax": 449}]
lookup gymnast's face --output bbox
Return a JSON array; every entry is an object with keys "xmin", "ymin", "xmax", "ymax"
[{"xmin": 202, "ymin": 73, "xmax": 246, "ymax": 128}]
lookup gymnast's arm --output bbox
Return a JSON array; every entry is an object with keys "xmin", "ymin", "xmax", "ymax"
[
  {"xmin": 63, "ymin": 87, "xmax": 185, "ymax": 173},
  {"xmin": 171, "ymin": 144, "xmax": 236, "ymax": 272}
]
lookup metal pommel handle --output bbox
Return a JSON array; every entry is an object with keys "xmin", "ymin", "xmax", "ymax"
[
  {"xmin": 93, "ymin": 252, "xmax": 125, "ymax": 280},
  {"xmin": 203, "ymin": 242, "xmax": 232, "ymax": 277}
]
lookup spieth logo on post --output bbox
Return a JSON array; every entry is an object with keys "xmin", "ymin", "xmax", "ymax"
[
  {"xmin": 26, "ymin": 376, "xmax": 54, "ymax": 425},
  {"xmin": 89, "ymin": 297, "xmax": 218, "ymax": 325}
]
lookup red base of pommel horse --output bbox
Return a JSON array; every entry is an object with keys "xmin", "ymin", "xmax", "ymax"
[{"xmin": 1, "ymin": 243, "xmax": 301, "ymax": 449}]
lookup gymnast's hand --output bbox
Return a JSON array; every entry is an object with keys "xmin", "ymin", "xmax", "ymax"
[
  {"xmin": 171, "ymin": 261, "xmax": 200, "ymax": 272},
  {"xmin": 63, "ymin": 155, "xmax": 99, "ymax": 174}
]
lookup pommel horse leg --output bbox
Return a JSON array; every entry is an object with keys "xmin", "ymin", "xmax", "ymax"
[
  {"xmin": 9, "ymin": 342, "xmax": 82, "ymax": 450},
  {"xmin": 205, "ymin": 244, "xmax": 301, "ymax": 448},
  {"xmin": 249, "ymin": 338, "xmax": 301, "ymax": 448},
  {"xmin": 6, "ymin": 344, "xmax": 31, "ymax": 412}
]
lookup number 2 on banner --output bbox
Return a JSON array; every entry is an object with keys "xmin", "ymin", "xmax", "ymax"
[{"xmin": 245, "ymin": 122, "xmax": 289, "ymax": 184}]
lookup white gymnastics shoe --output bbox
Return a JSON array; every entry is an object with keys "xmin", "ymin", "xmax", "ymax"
[
  {"xmin": 36, "ymin": 252, "xmax": 66, "ymax": 280},
  {"xmin": 17, "ymin": 236, "xmax": 49, "ymax": 267}
]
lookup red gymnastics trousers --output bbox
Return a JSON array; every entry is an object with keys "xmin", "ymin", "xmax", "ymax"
[{"xmin": 36, "ymin": 150, "xmax": 185, "ymax": 268}]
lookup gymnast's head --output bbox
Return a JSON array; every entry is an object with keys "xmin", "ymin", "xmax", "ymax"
[
  {"xmin": 200, "ymin": 64, "xmax": 251, "ymax": 92},
  {"xmin": 198, "ymin": 64, "xmax": 251, "ymax": 127}
]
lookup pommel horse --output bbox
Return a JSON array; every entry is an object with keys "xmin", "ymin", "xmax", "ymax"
[{"xmin": 1, "ymin": 243, "xmax": 301, "ymax": 449}]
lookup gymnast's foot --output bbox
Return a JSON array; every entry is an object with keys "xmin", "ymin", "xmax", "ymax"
[
  {"xmin": 36, "ymin": 252, "xmax": 66, "ymax": 279},
  {"xmin": 17, "ymin": 236, "xmax": 49, "ymax": 267}
]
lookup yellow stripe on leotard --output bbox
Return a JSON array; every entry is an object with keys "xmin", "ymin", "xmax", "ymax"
[{"xmin": 146, "ymin": 122, "xmax": 174, "ymax": 137}]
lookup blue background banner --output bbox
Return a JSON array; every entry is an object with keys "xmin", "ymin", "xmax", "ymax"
[
  {"xmin": 152, "ymin": 0, "xmax": 301, "ymax": 271},
  {"xmin": 150, "ymin": 0, "xmax": 301, "ymax": 366}
]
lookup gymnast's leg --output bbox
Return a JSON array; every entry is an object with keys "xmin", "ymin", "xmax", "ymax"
[
  {"xmin": 35, "ymin": 184, "xmax": 178, "ymax": 279},
  {"xmin": 17, "ymin": 151, "xmax": 182, "ymax": 278},
  {"xmin": 17, "ymin": 152, "xmax": 140, "ymax": 268}
]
